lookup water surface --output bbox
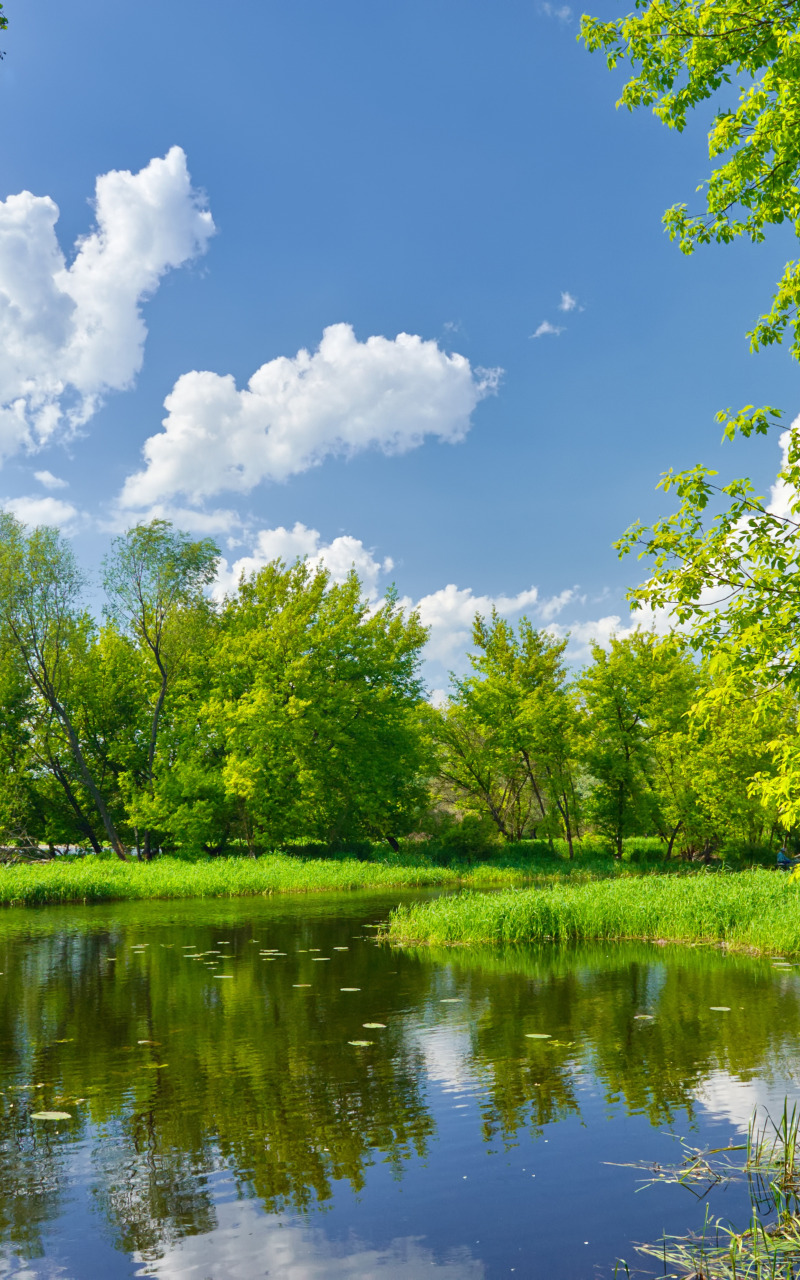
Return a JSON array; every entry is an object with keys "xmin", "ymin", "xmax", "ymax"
[{"xmin": 1, "ymin": 892, "xmax": 799, "ymax": 1278}]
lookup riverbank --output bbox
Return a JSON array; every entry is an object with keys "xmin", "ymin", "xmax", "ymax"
[
  {"xmin": 0, "ymin": 852, "xmax": 539, "ymax": 907},
  {"xmin": 384, "ymin": 869, "xmax": 800, "ymax": 955}
]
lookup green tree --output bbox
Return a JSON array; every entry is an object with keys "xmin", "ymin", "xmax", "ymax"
[
  {"xmin": 577, "ymin": 634, "xmax": 662, "ymax": 856},
  {"xmin": 212, "ymin": 561, "xmax": 429, "ymax": 850},
  {"xmin": 103, "ymin": 521, "xmax": 219, "ymax": 858},
  {"xmin": 0, "ymin": 514, "xmax": 127, "ymax": 858},
  {"xmin": 617, "ymin": 451, "xmax": 800, "ymax": 829},
  {"xmin": 582, "ymin": 0, "xmax": 800, "ymax": 363},
  {"xmin": 430, "ymin": 614, "xmax": 581, "ymax": 849}
]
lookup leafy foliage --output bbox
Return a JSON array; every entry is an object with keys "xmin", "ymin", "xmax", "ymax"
[{"xmin": 582, "ymin": 0, "xmax": 800, "ymax": 362}]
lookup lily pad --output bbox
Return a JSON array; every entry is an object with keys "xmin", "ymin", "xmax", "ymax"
[
  {"xmin": 525, "ymin": 1033, "xmax": 552, "ymax": 1040},
  {"xmin": 31, "ymin": 1111, "xmax": 72, "ymax": 1121},
  {"xmin": 710, "ymin": 1006, "xmax": 731, "ymax": 1012},
  {"xmin": 341, "ymin": 987, "xmax": 361, "ymax": 992},
  {"xmin": 634, "ymin": 1015, "xmax": 654, "ymax": 1020},
  {"xmin": 363, "ymin": 1022, "xmax": 386, "ymax": 1029},
  {"xmin": 348, "ymin": 1040, "xmax": 373, "ymax": 1047}
]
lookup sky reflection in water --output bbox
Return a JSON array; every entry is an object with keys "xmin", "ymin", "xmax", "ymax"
[{"xmin": 0, "ymin": 892, "xmax": 799, "ymax": 1279}]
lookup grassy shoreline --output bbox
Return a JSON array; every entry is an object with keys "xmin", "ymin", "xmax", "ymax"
[
  {"xmin": 0, "ymin": 853, "xmax": 542, "ymax": 907},
  {"xmin": 384, "ymin": 869, "xmax": 800, "ymax": 956}
]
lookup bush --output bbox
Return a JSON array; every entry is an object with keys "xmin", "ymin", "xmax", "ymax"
[{"xmin": 427, "ymin": 814, "xmax": 504, "ymax": 864}]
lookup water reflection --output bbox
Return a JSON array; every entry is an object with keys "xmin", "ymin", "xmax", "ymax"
[{"xmin": 0, "ymin": 896, "xmax": 799, "ymax": 1277}]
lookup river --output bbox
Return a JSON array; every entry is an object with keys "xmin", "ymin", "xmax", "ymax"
[{"xmin": 0, "ymin": 890, "xmax": 798, "ymax": 1278}]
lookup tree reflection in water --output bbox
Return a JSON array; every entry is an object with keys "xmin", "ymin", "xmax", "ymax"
[{"xmin": 0, "ymin": 897, "xmax": 798, "ymax": 1271}]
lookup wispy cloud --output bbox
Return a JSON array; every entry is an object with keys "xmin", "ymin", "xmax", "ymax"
[
  {"xmin": 558, "ymin": 291, "xmax": 578, "ymax": 312},
  {"xmin": 33, "ymin": 469, "xmax": 68, "ymax": 490},
  {"xmin": 541, "ymin": 2, "xmax": 573, "ymax": 21},
  {"xmin": 530, "ymin": 320, "xmax": 564, "ymax": 339}
]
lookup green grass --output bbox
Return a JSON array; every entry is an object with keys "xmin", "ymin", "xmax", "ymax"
[
  {"xmin": 0, "ymin": 852, "xmax": 539, "ymax": 907},
  {"xmin": 0, "ymin": 837, "xmax": 777, "ymax": 910},
  {"xmin": 385, "ymin": 868, "xmax": 800, "ymax": 956}
]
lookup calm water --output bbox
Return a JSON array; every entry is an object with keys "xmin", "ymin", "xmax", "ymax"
[{"xmin": 1, "ymin": 891, "xmax": 799, "ymax": 1279}]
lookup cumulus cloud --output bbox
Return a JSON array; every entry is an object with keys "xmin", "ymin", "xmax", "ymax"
[
  {"xmin": 33, "ymin": 468, "xmax": 67, "ymax": 490},
  {"xmin": 2, "ymin": 493, "xmax": 82, "ymax": 531},
  {"xmin": 558, "ymin": 291, "xmax": 578, "ymax": 312},
  {"xmin": 119, "ymin": 324, "xmax": 500, "ymax": 510},
  {"xmin": 211, "ymin": 525, "xmax": 672, "ymax": 684},
  {"xmin": 530, "ymin": 320, "xmax": 563, "ymax": 339},
  {"xmin": 0, "ymin": 147, "xmax": 214, "ymax": 462},
  {"xmin": 412, "ymin": 583, "xmax": 541, "ymax": 666},
  {"xmin": 213, "ymin": 522, "xmax": 393, "ymax": 602}
]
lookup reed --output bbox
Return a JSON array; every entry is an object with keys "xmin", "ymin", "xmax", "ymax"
[
  {"xmin": 631, "ymin": 1104, "xmax": 800, "ymax": 1279},
  {"xmin": 385, "ymin": 869, "xmax": 800, "ymax": 955}
]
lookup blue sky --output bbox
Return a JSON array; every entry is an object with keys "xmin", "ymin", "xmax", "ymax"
[{"xmin": 0, "ymin": 0, "xmax": 796, "ymax": 689}]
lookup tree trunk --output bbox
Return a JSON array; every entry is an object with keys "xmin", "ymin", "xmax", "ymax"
[
  {"xmin": 141, "ymin": 666, "xmax": 168, "ymax": 862},
  {"xmin": 385, "ymin": 835, "xmax": 400, "ymax": 852},
  {"xmin": 665, "ymin": 819, "xmax": 683, "ymax": 860},
  {"xmin": 49, "ymin": 755, "xmax": 103, "ymax": 854},
  {"xmin": 57, "ymin": 706, "xmax": 127, "ymax": 860}
]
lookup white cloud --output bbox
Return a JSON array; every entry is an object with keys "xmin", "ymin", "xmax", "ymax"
[
  {"xmin": 411, "ymin": 583, "xmax": 541, "ymax": 666},
  {"xmin": 211, "ymin": 526, "xmax": 670, "ymax": 682},
  {"xmin": 144, "ymin": 1199, "xmax": 484, "ymax": 1280},
  {"xmin": 119, "ymin": 324, "xmax": 500, "ymax": 509},
  {"xmin": 2, "ymin": 493, "xmax": 81, "ymax": 530},
  {"xmin": 0, "ymin": 147, "xmax": 214, "ymax": 462},
  {"xmin": 558, "ymin": 291, "xmax": 578, "ymax": 312},
  {"xmin": 214, "ymin": 522, "xmax": 392, "ymax": 602},
  {"xmin": 33, "ymin": 468, "xmax": 67, "ymax": 490},
  {"xmin": 541, "ymin": 2, "xmax": 573, "ymax": 19},
  {"xmin": 530, "ymin": 320, "xmax": 564, "ymax": 339}
]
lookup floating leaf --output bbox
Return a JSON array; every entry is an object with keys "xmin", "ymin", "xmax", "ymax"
[
  {"xmin": 341, "ymin": 987, "xmax": 360, "ymax": 992},
  {"xmin": 311, "ymin": 957, "xmax": 330, "ymax": 962},
  {"xmin": 213, "ymin": 974, "xmax": 233, "ymax": 979},
  {"xmin": 525, "ymin": 1033, "xmax": 552, "ymax": 1039},
  {"xmin": 293, "ymin": 984, "xmax": 311, "ymax": 988},
  {"xmin": 31, "ymin": 1111, "xmax": 72, "ymax": 1121},
  {"xmin": 348, "ymin": 1040, "xmax": 373, "ymax": 1047},
  {"xmin": 634, "ymin": 1015, "xmax": 654, "ymax": 1020},
  {"xmin": 363, "ymin": 1022, "xmax": 386, "ymax": 1029},
  {"xmin": 710, "ymin": 1006, "xmax": 731, "ymax": 1012},
  {"xmin": 440, "ymin": 998, "xmax": 461, "ymax": 1003},
  {"xmin": 333, "ymin": 947, "xmax": 349, "ymax": 951},
  {"xmin": 137, "ymin": 1039, "xmax": 159, "ymax": 1045}
]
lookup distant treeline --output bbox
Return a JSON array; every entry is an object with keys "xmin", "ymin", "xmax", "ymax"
[{"xmin": 0, "ymin": 516, "xmax": 786, "ymax": 861}]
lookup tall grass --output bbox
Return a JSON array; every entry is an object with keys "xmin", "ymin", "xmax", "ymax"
[
  {"xmin": 0, "ymin": 852, "xmax": 535, "ymax": 907},
  {"xmin": 385, "ymin": 869, "xmax": 800, "ymax": 955}
]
